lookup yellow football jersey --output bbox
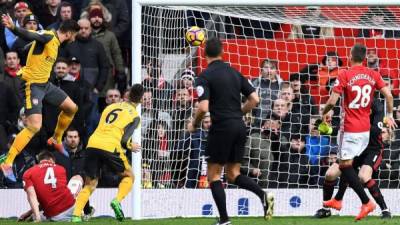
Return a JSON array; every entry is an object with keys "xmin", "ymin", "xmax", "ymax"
[
  {"xmin": 87, "ymin": 102, "xmax": 139, "ymax": 153},
  {"xmin": 19, "ymin": 30, "xmax": 60, "ymax": 83}
]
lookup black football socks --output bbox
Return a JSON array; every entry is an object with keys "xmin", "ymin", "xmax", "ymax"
[
  {"xmin": 366, "ymin": 179, "xmax": 387, "ymax": 210},
  {"xmin": 210, "ymin": 180, "xmax": 229, "ymax": 223},
  {"xmin": 339, "ymin": 164, "xmax": 369, "ymax": 204},
  {"xmin": 334, "ymin": 178, "xmax": 348, "ymax": 201},
  {"xmin": 323, "ymin": 179, "xmax": 336, "ymax": 201},
  {"xmin": 234, "ymin": 175, "xmax": 265, "ymax": 202}
]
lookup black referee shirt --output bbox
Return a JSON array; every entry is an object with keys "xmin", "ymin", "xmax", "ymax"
[
  {"xmin": 368, "ymin": 97, "xmax": 385, "ymax": 151},
  {"xmin": 195, "ymin": 60, "xmax": 255, "ymax": 124}
]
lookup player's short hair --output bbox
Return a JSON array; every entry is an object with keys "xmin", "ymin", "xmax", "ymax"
[
  {"xmin": 351, "ymin": 43, "xmax": 367, "ymax": 63},
  {"xmin": 55, "ymin": 57, "xmax": 70, "ymax": 66},
  {"xmin": 129, "ymin": 83, "xmax": 145, "ymax": 103},
  {"xmin": 59, "ymin": 19, "xmax": 80, "ymax": 33},
  {"xmin": 205, "ymin": 37, "xmax": 223, "ymax": 58},
  {"xmin": 37, "ymin": 151, "xmax": 55, "ymax": 162}
]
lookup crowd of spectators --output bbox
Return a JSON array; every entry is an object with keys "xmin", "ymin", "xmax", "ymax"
[{"xmin": 0, "ymin": 2, "xmax": 400, "ymax": 190}]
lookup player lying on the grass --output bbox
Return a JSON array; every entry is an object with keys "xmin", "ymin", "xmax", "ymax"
[
  {"xmin": 19, "ymin": 151, "xmax": 83, "ymax": 222},
  {"xmin": 71, "ymin": 84, "xmax": 144, "ymax": 222},
  {"xmin": 319, "ymin": 43, "xmax": 396, "ymax": 220},
  {"xmin": 315, "ymin": 95, "xmax": 392, "ymax": 219},
  {"xmin": 0, "ymin": 14, "xmax": 80, "ymax": 181}
]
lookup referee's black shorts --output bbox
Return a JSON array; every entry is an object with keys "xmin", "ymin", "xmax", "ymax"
[{"xmin": 206, "ymin": 119, "xmax": 247, "ymax": 164}]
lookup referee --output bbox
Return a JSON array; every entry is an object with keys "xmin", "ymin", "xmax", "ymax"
[{"xmin": 188, "ymin": 38, "xmax": 274, "ymax": 225}]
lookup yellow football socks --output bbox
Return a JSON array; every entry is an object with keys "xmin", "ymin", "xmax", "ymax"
[
  {"xmin": 54, "ymin": 111, "xmax": 75, "ymax": 143},
  {"xmin": 73, "ymin": 186, "xmax": 92, "ymax": 216},
  {"xmin": 5, "ymin": 128, "xmax": 36, "ymax": 165},
  {"xmin": 116, "ymin": 176, "xmax": 133, "ymax": 202}
]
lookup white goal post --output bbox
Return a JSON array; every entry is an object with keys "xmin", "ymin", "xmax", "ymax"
[{"xmin": 131, "ymin": 0, "xmax": 400, "ymax": 220}]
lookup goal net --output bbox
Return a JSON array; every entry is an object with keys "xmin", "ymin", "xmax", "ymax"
[{"xmin": 140, "ymin": 5, "xmax": 400, "ymax": 193}]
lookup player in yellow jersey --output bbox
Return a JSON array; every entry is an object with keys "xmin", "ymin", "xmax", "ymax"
[
  {"xmin": 0, "ymin": 14, "xmax": 80, "ymax": 181},
  {"xmin": 71, "ymin": 84, "xmax": 144, "ymax": 222}
]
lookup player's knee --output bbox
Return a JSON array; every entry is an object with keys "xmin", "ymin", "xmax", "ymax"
[
  {"xmin": 122, "ymin": 170, "xmax": 134, "ymax": 179},
  {"xmin": 65, "ymin": 103, "xmax": 78, "ymax": 115},
  {"xmin": 325, "ymin": 169, "xmax": 339, "ymax": 181},
  {"xmin": 226, "ymin": 172, "xmax": 239, "ymax": 183},
  {"xmin": 358, "ymin": 173, "xmax": 371, "ymax": 184},
  {"xmin": 325, "ymin": 172, "xmax": 336, "ymax": 181},
  {"xmin": 207, "ymin": 173, "xmax": 221, "ymax": 183},
  {"xmin": 26, "ymin": 123, "xmax": 41, "ymax": 134},
  {"xmin": 84, "ymin": 178, "xmax": 98, "ymax": 191}
]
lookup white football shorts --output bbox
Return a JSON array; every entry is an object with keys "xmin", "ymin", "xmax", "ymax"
[{"xmin": 337, "ymin": 131, "xmax": 370, "ymax": 160}]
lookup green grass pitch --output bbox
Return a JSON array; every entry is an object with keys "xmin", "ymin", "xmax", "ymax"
[{"xmin": 1, "ymin": 216, "xmax": 399, "ymax": 225}]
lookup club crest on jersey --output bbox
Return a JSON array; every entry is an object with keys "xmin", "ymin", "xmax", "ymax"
[
  {"xmin": 334, "ymin": 79, "xmax": 339, "ymax": 87},
  {"xmin": 196, "ymin": 86, "xmax": 204, "ymax": 97},
  {"xmin": 32, "ymin": 98, "xmax": 39, "ymax": 105},
  {"xmin": 45, "ymin": 56, "xmax": 56, "ymax": 63}
]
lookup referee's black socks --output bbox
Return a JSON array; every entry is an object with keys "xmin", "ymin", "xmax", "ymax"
[
  {"xmin": 234, "ymin": 175, "xmax": 265, "ymax": 202},
  {"xmin": 210, "ymin": 180, "xmax": 229, "ymax": 222},
  {"xmin": 339, "ymin": 164, "xmax": 370, "ymax": 204}
]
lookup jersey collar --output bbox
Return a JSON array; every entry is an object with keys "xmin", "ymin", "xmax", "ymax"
[
  {"xmin": 126, "ymin": 101, "xmax": 137, "ymax": 108},
  {"xmin": 208, "ymin": 59, "xmax": 224, "ymax": 66},
  {"xmin": 53, "ymin": 30, "xmax": 61, "ymax": 43}
]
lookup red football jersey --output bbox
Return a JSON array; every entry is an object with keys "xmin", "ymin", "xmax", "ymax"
[
  {"xmin": 22, "ymin": 160, "xmax": 75, "ymax": 217},
  {"xmin": 332, "ymin": 65, "xmax": 386, "ymax": 132}
]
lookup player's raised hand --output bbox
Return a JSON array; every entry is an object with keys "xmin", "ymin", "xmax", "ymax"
[
  {"xmin": 384, "ymin": 116, "xmax": 397, "ymax": 130},
  {"xmin": 1, "ymin": 14, "xmax": 14, "ymax": 29},
  {"xmin": 131, "ymin": 142, "xmax": 141, "ymax": 152}
]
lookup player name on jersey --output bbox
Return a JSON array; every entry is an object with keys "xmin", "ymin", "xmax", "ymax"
[{"xmin": 348, "ymin": 74, "xmax": 376, "ymax": 86}]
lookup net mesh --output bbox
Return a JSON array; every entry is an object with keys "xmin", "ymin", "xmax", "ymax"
[{"xmin": 140, "ymin": 5, "xmax": 400, "ymax": 189}]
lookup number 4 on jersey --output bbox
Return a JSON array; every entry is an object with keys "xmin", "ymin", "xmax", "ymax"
[
  {"xmin": 349, "ymin": 84, "xmax": 372, "ymax": 109},
  {"xmin": 44, "ymin": 167, "xmax": 57, "ymax": 188}
]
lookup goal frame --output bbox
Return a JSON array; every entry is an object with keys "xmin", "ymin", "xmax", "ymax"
[{"xmin": 131, "ymin": 0, "xmax": 399, "ymax": 220}]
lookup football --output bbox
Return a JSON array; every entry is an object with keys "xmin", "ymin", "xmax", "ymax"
[{"xmin": 185, "ymin": 26, "xmax": 205, "ymax": 46}]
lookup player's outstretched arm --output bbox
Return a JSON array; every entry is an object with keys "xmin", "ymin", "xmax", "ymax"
[
  {"xmin": 241, "ymin": 92, "xmax": 260, "ymax": 114},
  {"xmin": 25, "ymin": 186, "xmax": 41, "ymax": 222},
  {"xmin": 1, "ymin": 13, "xmax": 14, "ymax": 30},
  {"xmin": 2, "ymin": 14, "xmax": 52, "ymax": 44},
  {"xmin": 380, "ymin": 86, "xmax": 397, "ymax": 130}
]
